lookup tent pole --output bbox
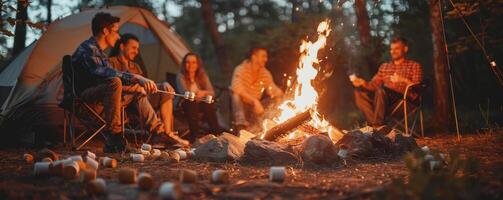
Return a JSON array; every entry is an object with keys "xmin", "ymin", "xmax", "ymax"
[{"xmin": 439, "ymin": 0, "xmax": 461, "ymax": 141}]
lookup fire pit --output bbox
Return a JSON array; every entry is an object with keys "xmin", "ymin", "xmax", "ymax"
[
  {"xmin": 193, "ymin": 20, "xmax": 418, "ymax": 166},
  {"xmin": 260, "ymin": 20, "xmax": 341, "ymax": 144}
]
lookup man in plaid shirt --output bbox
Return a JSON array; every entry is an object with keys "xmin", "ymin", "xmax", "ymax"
[
  {"xmin": 351, "ymin": 37, "xmax": 423, "ymax": 128},
  {"xmin": 71, "ymin": 12, "xmax": 188, "ymax": 153}
]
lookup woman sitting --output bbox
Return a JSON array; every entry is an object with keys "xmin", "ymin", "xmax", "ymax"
[{"xmin": 176, "ymin": 53, "xmax": 224, "ymax": 140}]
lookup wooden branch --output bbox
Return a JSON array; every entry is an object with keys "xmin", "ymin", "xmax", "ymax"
[{"xmin": 263, "ymin": 110, "xmax": 312, "ymax": 141}]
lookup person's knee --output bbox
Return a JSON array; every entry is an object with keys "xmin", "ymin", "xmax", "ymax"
[{"xmin": 106, "ymin": 77, "xmax": 122, "ymax": 91}]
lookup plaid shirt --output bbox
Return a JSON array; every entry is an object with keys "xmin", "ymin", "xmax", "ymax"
[
  {"xmin": 72, "ymin": 37, "xmax": 134, "ymax": 94},
  {"xmin": 364, "ymin": 59, "xmax": 423, "ymax": 98},
  {"xmin": 231, "ymin": 60, "xmax": 282, "ymax": 100}
]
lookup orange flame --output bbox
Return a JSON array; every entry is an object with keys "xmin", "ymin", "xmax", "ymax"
[{"xmin": 261, "ymin": 20, "xmax": 340, "ymax": 141}]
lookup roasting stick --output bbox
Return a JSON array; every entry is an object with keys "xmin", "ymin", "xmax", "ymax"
[{"xmin": 156, "ymin": 90, "xmax": 214, "ymax": 104}]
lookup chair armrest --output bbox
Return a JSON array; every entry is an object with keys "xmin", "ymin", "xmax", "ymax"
[{"xmin": 403, "ymin": 81, "xmax": 428, "ymax": 101}]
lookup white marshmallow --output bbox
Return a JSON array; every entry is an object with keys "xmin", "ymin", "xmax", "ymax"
[
  {"xmin": 152, "ymin": 149, "xmax": 162, "ymax": 157},
  {"xmin": 159, "ymin": 182, "xmax": 182, "ymax": 200},
  {"xmin": 141, "ymin": 143, "xmax": 152, "ymax": 151},
  {"xmin": 85, "ymin": 157, "xmax": 99, "ymax": 170},
  {"xmin": 421, "ymin": 146, "xmax": 430, "ymax": 153},
  {"xmin": 69, "ymin": 155, "xmax": 83, "ymax": 162},
  {"xmin": 269, "ymin": 166, "xmax": 286, "ymax": 183},
  {"xmin": 33, "ymin": 162, "xmax": 51, "ymax": 175},
  {"xmin": 131, "ymin": 154, "xmax": 145, "ymax": 162}
]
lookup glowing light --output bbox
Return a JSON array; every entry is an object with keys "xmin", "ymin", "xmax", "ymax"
[{"xmin": 261, "ymin": 20, "xmax": 340, "ymax": 141}]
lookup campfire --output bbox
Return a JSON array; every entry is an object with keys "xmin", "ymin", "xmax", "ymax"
[{"xmin": 261, "ymin": 20, "xmax": 341, "ymax": 143}]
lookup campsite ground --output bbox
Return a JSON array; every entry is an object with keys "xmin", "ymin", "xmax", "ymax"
[{"xmin": 0, "ymin": 133, "xmax": 501, "ymax": 200}]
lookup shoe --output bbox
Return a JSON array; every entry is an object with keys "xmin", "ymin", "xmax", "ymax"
[{"xmin": 103, "ymin": 133, "xmax": 127, "ymax": 153}]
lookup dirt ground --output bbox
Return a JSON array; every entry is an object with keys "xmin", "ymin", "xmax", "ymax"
[{"xmin": 0, "ymin": 132, "xmax": 501, "ymax": 200}]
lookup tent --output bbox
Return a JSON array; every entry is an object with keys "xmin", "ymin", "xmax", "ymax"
[{"xmin": 0, "ymin": 6, "xmax": 191, "ymax": 131}]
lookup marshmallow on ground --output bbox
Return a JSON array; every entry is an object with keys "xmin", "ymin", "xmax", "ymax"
[
  {"xmin": 269, "ymin": 166, "xmax": 286, "ymax": 183},
  {"xmin": 84, "ymin": 151, "xmax": 96, "ymax": 160},
  {"xmin": 138, "ymin": 172, "xmax": 154, "ymax": 190},
  {"xmin": 152, "ymin": 149, "xmax": 162, "ymax": 157},
  {"xmin": 80, "ymin": 168, "xmax": 97, "ymax": 182},
  {"xmin": 170, "ymin": 152, "xmax": 181, "ymax": 163},
  {"xmin": 211, "ymin": 169, "xmax": 230, "ymax": 184},
  {"xmin": 102, "ymin": 157, "xmax": 117, "ymax": 168},
  {"xmin": 140, "ymin": 149, "xmax": 151, "ymax": 156},
  {"xmin": 179, "ymin": 169, "xmax": 197, "ymax": 183},
  {"xmin": 63, "ymin": 161, "xmax": 80, "ymax": 179},
  {"xmin": 118, "ymin": 168, "xmax": 137, "ymax": 184},
  {"xmin": 141, "ymin": 144, "xmax": 152, "ymax": 151},
  {"xmin": 33, "ymin": 162, "xmax": 52, "ymax": 175},
  {"xmin": 86, "ymin": 178, "xmax": 107, "ymax": 196},
  {"xmin": 174, "ymin": 150, "xmax": 187, "ymax": 159},
  {"xmin": 131, "ymin": 154, "xmax": 145, "ymax": 162},
  {"xmin": 160, "ymin": 152, "xmax": 171, "ymax": 160},
  {"xmin": 85, "ymin": 157, "xmax": 99, "ymax": 170},
  {"xmin": 421, "ymin": 146, "xmax": 430, "ymax": 153},
  {"xmin": 159, "ymin": 182, "xmax": 182, "ymax": 200},
  {"xmin": 69, "ymin": 155, "xmax": 83, "ymax": 162},
  {"xmin": 23, "ymin": 153, "xmax": 34, "ymax": 164}
]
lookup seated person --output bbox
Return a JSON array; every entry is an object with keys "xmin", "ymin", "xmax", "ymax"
[
  {"xmin": 350, "ymin": 37, "xmax": 423, "ymax": 129},
  {"xmin": 71, "ymin": 12, "xmax": 188, "ymax": 152},
  {"xmin": 230, "ymin": 47, "xmax": 283, "ymax": 130},
  {"xmin": 108, "ymin": 33, "xmax": 175, "ymax": 134},
  {"xmin": 176, "ymin": 53, "xmax": 224, "ymax": 140}
]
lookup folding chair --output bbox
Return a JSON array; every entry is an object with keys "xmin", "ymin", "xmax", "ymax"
[
  {"xmin": 60, "ymin": 55, "xmax": 125, "ymax": 150},
  {"xmin": 389, "ymin": 80, "xmax": 429, "ymax": 137}
]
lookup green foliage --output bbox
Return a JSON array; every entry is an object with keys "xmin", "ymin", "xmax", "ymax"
[{"xmin": 377, "ymin": 148, "xmax": 496, "ymax": 200}]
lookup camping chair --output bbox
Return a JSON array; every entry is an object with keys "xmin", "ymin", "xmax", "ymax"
[
  {"xmin": 60, "ymin": 55, "xmax": 126, "ymax": 150},
  {"xmin": 388, "ymin": 80, "xmax": 429, "ymax": 137}
]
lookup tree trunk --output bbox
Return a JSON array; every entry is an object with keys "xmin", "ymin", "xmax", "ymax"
[
  {"xmin": 46, "ymin": 0, "xmax": 52, "ymax": 24},
  {"xmin": 12, "ymin": 0, "xmax": 28, "ymax": 56},
  {"xmin": 201, "ymin": 0, "xmax": 232, "ymax": 83},
  {"xmin": 429, "ymin": 0, "xmax": 450, "ymax": 131},
  {"xmin": 354, "ymin": 0, "xmax": 377, "ymax": 74}
]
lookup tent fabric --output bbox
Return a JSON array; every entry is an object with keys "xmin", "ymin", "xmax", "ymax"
[
  {"xmin": 0, "ymin": 43, "xmax": 35, "ymax": 86},
  {"xmin": 0, "ymin": 6, "xmax": 191, "ymax": 116}
]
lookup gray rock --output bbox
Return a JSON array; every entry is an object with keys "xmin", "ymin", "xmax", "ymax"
[
  {"xmin": 370, "ymin": 132, "xmax": 394, "ymax": 154},
  {"xmin": 300, "ymin": 135, "xmax": 338, "ymax": 164},
  {"xmin": 241, "ymin": 139, "xmax": 299, "ymax": 165},
  {"xmin": 335, "ymin": 130, "xmax": 374, "ymax": 158},
  {"xmin": 193, "ymin": 134, "xmax": 217, "ymax": 148},
  {"xmin": 392, "ymin": 133, "xmax": 419, "ymax": 153},
  {"xmin": 194, "ymin": 133, "xmax": 246, "ymax": 162}
]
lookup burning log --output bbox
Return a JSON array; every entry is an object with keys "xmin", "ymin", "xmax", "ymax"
[{"xmin": 263, "ymin": 110, "xmax": 312, "ymax": 141}]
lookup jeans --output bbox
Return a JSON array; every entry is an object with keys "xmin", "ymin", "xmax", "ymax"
[
  {"xmin": 353, "ymin": 86, "xmax": 402, "ymax": 126},
  {"xmin": 80, "ymin": 78, "xmax": 165, "ymax": 135}
]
